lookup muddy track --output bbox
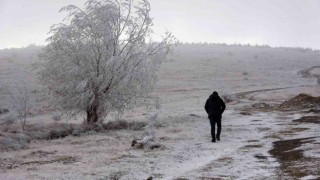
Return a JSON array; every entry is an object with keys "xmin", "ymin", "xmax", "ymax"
[
  {"xmin": 233, "ymin": 65, "xmax": 320, "ymax": 101},
  {"xmin": 233, "ymin": 85, "xmax": 316, "ymax": 100},
  {"xmin": 269, "ymin": 136, "xmax": 320, "ymax": 178},
  {"xmin": 298, "ymin": 65, "xmax": 320, "ymax": 78}
]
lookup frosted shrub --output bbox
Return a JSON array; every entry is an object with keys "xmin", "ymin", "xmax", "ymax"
[
  {"xmin": 0, "ymin": 112, "xmax": 17, "ymax": 125},
  {"xmin": 221, "ymin": 94, "xmax": 236, "ymax": 103},
  {"xmin": 72, "ymin": 127, "xmax": 86, "ymax": 137},
  {"xmin": 131, "ymin": 112, "xmax": 164, "ymax": 149},
  {"xmin": 1, "ymin": 136, "xmax": 20, "ymax": 150},
  {"xmin": 52, "ymin": 111, "xmax": 62, "ymax": 122},
  {"xmin": 141, "ymin": 113, "xmax": 158, "ymax": 141},
  {"xmin": 0, "ymin": 133, "xmax": 31, "ymax": 151},
  {"xmin": 243, "ymin": 71, "xmax": 249, "ymax": 80},
  {"xmin": 14, "ymin": 133, "xmax": 31, "ymax": 144},
  {"xmin": 4, "ymin": 81, "xmax": 33, "ymax": 130},
  {"xmin": 0, "ymin": 108, "xmax": 9, "ymax": 115},
  {"xmin": 102, "ymin": 120, "xmax": 147, "ymax": 131}
]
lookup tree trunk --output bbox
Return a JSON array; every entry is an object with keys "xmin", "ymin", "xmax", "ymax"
[{"xmin": 86, "ymin": 105, "xmax": 98, "ymax": 124}]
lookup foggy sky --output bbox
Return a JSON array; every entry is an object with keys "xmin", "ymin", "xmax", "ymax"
[{"xmin": 1, "ymin": 0, "xmax": 320, "ymax": 49}]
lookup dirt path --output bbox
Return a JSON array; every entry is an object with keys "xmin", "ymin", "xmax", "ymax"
[{"xmin": 156, "ymin": 111, "xmax": 281, "ymax": 179}]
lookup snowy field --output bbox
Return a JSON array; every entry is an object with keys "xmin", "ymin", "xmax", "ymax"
[{"xmin": 0, "ymin": 44, "xmax": 320, "ymax": 179}]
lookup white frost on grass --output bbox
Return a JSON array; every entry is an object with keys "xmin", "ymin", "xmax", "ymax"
[
  {"xmin": 294, "ymin": 133, "xmax": 320, "ymax": 159},
  {"xmin": 301, "ymin": 175, "xmax": 320, "ymax": 180}
]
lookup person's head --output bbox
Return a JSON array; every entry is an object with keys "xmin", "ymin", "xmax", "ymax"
[{"xmin": 213, "ymin": 91, "xmax": 218, "ymax": 96}]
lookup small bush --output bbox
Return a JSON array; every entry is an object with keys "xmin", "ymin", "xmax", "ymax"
[
  {"xmin": 13, "ymin": 133, "xmax": 31, "ymax": 144},
  {"xmin": 25, "ymin": 123, "xmax": 76, "ymax": 140},
  {"xmin": 103, "ymin": 120, "xmax": 147, "ymax": 131},
  {"xmin": 72, "ymin": 127, "xmax": 86, "ymax": 137},
  {"xmin": 51, "ymin": 111, "xmax": 62, "ymax": 122},
  {"xmin": 27, "ymin": 130, "xmax": 50, "ymax": 140},
  {"xmin": 103, "ymin": 120, "xmax": 128, "ymax": 130},
  {"xmin": 0, "ymin": 132, "xmax": 29, "ymax": 151},
  {"xmin": 130, "ymin": 122, "xmax": 147, "ymax": 131},
  {"xmin": 221, "ymin": 94, "xmax": 236, "ymax": 103},
  {"xmin": 0, "ymin": 119, "xmax": 147, "ymax": 152},
  {"xmin": 48, "ymin": 127, "xmax": 73, "ymax": 139},
  {"xmin": 82, "ymin": 122, "xmax": 104, "ymax": 132},
  {"xmin": 1, "ymin": 137, "xmax": 23, "ymax": 150},
  {"xmin": 252, "ymin": 102, "xmax": 271, "ymax": 108},
  {"xmin": 0, "ymin": 113, "xmax": 17, "ymax": 125},
  {"xmin": 0, "ymin": 108, "xmax": 9, "ymax": 115}
]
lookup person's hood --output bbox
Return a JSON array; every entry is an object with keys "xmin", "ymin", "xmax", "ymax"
[{"xmin": 209, "ymin": 93, "xmax": 219, "ymax": 100}]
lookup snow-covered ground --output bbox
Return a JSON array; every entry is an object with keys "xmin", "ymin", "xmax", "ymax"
[{"xmin": 0, "ymin": 44, "xmax": 319, "ymax": 179}]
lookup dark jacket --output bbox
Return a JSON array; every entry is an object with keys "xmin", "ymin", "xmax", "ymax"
[{"xmin": 205, "ymin": 93, "xmax": 226, "ymax": 117}]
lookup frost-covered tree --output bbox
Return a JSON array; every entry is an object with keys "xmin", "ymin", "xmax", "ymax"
[
  {"xmin": 4, "ymin": 81, "xmax": 33, "ymax": 130},
  {"xmin": 38, "ymin": 0, "xmax": 175, "ymax": 124}
]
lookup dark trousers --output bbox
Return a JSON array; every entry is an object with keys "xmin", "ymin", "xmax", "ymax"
[{"xmin": 209, "ymin": 115, "xmax": 221, "ymax": 139}]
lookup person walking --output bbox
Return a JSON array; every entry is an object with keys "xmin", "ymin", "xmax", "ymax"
[{"xmin": 205, "ymin": 91, "xmax": 226, "ymax": 142}]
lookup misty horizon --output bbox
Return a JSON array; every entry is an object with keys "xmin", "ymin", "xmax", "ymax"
[
  {"xmin": 1, "ymin": 42, "xmax": 319, "ymax": 52},
  {"xmin": 1, "ymin": 0, "xmax": 320, "ymax": 50}
]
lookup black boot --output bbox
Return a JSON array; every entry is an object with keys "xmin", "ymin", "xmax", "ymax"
[
  {"xmin": 211, "ymin": 138, "xmax": 216, "ymax": 143},
  {"xmin": 216, "ymin": 137, "xmax": 220, "ymax": 141}
]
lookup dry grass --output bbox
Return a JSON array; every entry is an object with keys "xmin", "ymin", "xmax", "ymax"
[
  {"xmin": 0, "ymin": 158, "xmax": 20, "ymax": 169},
  {"xmin": 247, "ymin": 140, "xmax": 260, "ymax": 143},
  {"xmin": 98, "ymin": 171, "xmax": 128, "ymax": 180},
  {"xmin": 254, "ymin": 154, "xmax": 268, "ymax": 160},
  {"xmin": 239, "ymin": 111, "xmax": 251, "ymax": 116},
  {"xmin": 199, "ymin": 157, "xmax": 234, "ymax": 172},
  {"xmin": 0, "ymin": 120, "xmax": 147, "ymax": 152},
  {"xmin": 198, "ymin": 177, "xmax": 228, "ymax": 180},
  {"xmin": 173, "ymin": 177, "xmax": 190, "ymax": 180},
  {"xmin": 251, "ymin": 119, "xmax": 262, "ymax": 122},
  {"xmin": 278, "ymin": 127, "xmax": 309, "ymax": 135},
  {"xmin": 0, "ymin": 155, "xmax": 78, "ymax": 170},
  {"xmin": 21, "ymin": 156, "xmax": 78, "ymax": 165},
  {"xmin": 166, "ymin": 128, "xmax": 183, "ymax": 133},
  {"xmin": 0, "ymin": 108, "xmax": 9, "ymax": 115},
  {"xmin": 240, "ymin": 144, "xmax": 263, "ymax": 149},
  {"xmin": 278, "ymin": 94, "xmax": 320, "ymax": 111},
  {"xmin": 0, "ymin": 132, "xmax": 31, "ymax": 151},
  {"xmin": 28, "ymin": 150, "xmax": 57, "ymax": 157},
  {"xmin": 264, "ymin": 133, "xmax": 283, "ymax": 140},
  {"xmin": 292, "ymin": 116, "xmax": 320, "ymax": 124},
  {"xmin": 257, "ymin": 127, "xmax": 271, "ymax": 132},
  {"xmin": 103, "ymin": 119, "xmax": 147, "ymax": 131},
  {"xmin": 0, "ymin": 113, "xmax": 16, "ymax": 125}
]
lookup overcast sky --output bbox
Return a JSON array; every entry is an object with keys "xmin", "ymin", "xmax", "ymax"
[{"xmin": 1, "ymin": 0, "xmax": 320, "ymax": 49}]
